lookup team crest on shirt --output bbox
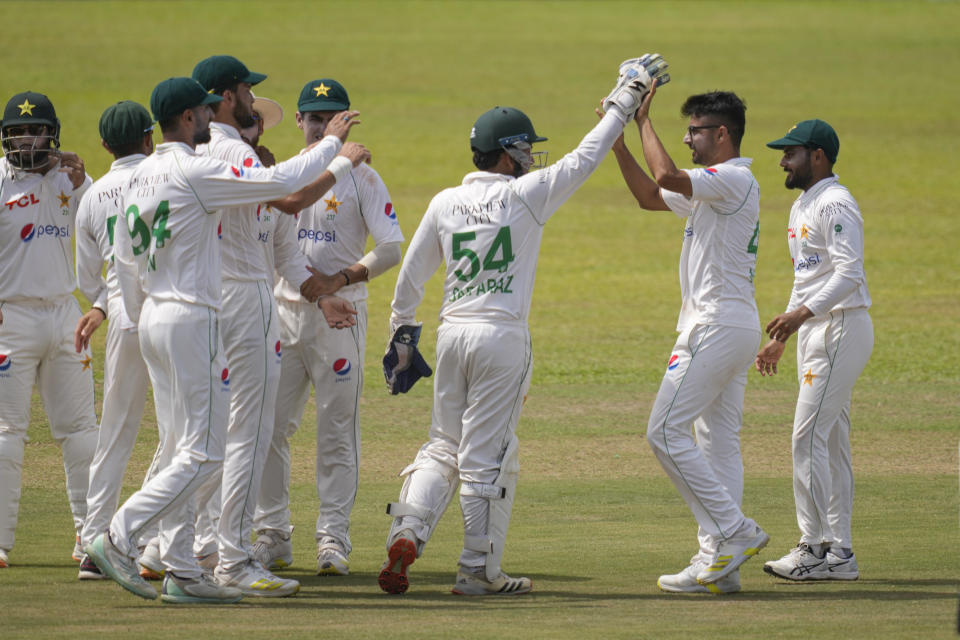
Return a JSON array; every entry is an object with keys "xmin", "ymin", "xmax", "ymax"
[
  {"xmin": 332, "ymin": 358, "xmax": 352, "ymax": 382},
  {"xmin": 0, "ymin": 355, "xmax": 11, "ymax": 376},
  {"xmin": 667, "ymin": 354, "xmax": 680, "ymax": 371}
]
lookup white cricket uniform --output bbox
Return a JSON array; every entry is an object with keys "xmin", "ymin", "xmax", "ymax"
[
  {"xmin": 257, "ymin": 162, "xmax": 403, "ymax": 553},
  {"xmin": 75, "ymin": 154, "xmax": 154, "ymax": 548},
  {"xmin": 0, "ymin": 157, "xmax": 97, "ymax": 554},
  {"xmin": 784, "ymin": 174, "xmax": 872, "ymax": 549},
  {"xmin": 646, "ymin": 158, "xmax": 762, "ymax": 560},
  {"xmin": 109, "ymin": 135, "xmax": 342, "ymax": 577},
  {"xmin": 387, "ymin": 110, "xmax": 626, "ymax": 572},
  {"xmin": 193, "ymin": 122, "xmax": 316, "ymax": 571}
]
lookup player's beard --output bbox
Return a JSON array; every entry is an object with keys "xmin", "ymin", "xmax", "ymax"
[
  {"xmin": 784, "ymin": 158, "xmax": 814, "ymax": 190},
  {"xmin": 193, "ymin": 126, "xmax": 212, "ymax": 146},
  {"xmin": 234, "ymin": 100, "xmax": 256, "ymax": 129}
]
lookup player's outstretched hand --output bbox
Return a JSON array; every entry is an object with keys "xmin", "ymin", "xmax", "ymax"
[
  {"xmin": 323, "ymin": 110, "xmax": 361, "ymax": 142},
  {"xmin": 318, "ymin": 295, "xmax": 358, "ymax": 329},
  {"xmin": 301, "ymin": 266, "xmax": 344, "ymax": 301},
  {"xmin": 74, "ymin": 308, "xmax": 105, "ymax": 353},
  {"xmin": 57, "ymin": 151, "xmax": 86, "ymax": 189},
  {"xmin": 602, "ymin": 53, "xmax": 669, "ymax": 119},
  {"xmin": 755, "ymin": 339, "xmax": 786, "ymax": 376},
  {"xmin": 340, "ymin": 142, "xmax": 371, "ymax": 167}
]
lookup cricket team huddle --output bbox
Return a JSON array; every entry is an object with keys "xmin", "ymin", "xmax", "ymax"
[{"xmin": 0, "ymin": 52, "xmax": 872, "ymax": 602}]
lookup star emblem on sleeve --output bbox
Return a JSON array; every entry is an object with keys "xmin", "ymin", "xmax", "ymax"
[
  {"xmin": 313, "ymin": 83, "xmax": 331, "ymax": 97},
  {"xmin": 324, "ymin": 194, "xmax": 342, "ymax": 214},
  {"xmin": 18, "ymin": 99, "xmax": 35, "ymax": 116},
  {"xmin": 802, "ymin": 368, "xmax": 816, "ymax": 386},
  {"xmin": 81, "ymin": 355, "xmax": 92, "ymax": 371},
  {"xmin": 57, "ymin": 191, "xmax": 71, "ymax": 207}
]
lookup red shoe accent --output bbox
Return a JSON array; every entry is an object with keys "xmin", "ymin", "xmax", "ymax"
[{"xmin": 377, "ymin": 538, "xmax": 416, "ymax": 594}]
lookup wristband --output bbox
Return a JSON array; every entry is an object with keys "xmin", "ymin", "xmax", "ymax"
[
  {"xmin": 339, "ymin": 269, "xmax": 351, "ymax": 286},
  {"xmin": 327, "ymin": 156, "xmax": 353, "ymax": 184}
]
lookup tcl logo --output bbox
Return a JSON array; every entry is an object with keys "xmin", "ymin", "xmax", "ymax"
[{"xmin": 5, "ymin": 194, "xmax": 39, "ymax": 210}]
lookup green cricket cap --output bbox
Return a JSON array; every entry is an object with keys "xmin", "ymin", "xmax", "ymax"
[
  {"xmin": 2, "ymin": 91, "xmax": 58, "ymax": 129},
  {"xmin": 192, "ymin": 55, "xmax": 267, "ymax": 93},
  {"xmin": 766, "ymin": 118, "xmax": 839, "ymax": 164},
  {"xmin": 99, "ymin": 100, "xmax": 153, "ymax": 147},
  {"xmin": 470, "ymin": 106, "xmax": 547, "ymax": 153},
  {"xmin": 298, "ymin": 79, "xmax": 350, "ymax": 112},
  {"xmin": 150, "ymin": 77, "xmax": 223, "ymax": 122}
]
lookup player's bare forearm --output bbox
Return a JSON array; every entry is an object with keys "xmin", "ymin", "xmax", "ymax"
[
  {"xmin": 74, "ymin": 307, "xmax": 105, "ymax": 353},
  {"xmin": 611, "ymin": 140, "xmax": 668, "ymax": 210},
  {"xmin": 268, "ymin": 172, "xmax": 337, "ymax": 214},
  {"xmin": 640, "ymin": 119, "xmax": 691, "ymax": 196},
  {"xmin": 765, "ymin": 306, "xmax": 814, "ymax": 343},
  {"xmin": 755, "ymin": 339, "xmax": 786, "ymax": 376},
  {"xmin": 300, "ymin": 266, "xmax": 344, "ymax": 300}
]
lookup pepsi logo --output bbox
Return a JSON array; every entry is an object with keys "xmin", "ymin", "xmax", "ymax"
[
  {"xmin": 217, "ymin": 222, "xmax": 222, "ymax": 240},
  {"xmin": 0, "ymin": 355, "xmax": 11, "ymax": 371},
  {"xmin": 275, "ymin": 340, "xmax": 282, "ymax": 359},
  {"xmin": 333, "ymin": 358, "xmax": 351, "ymax": 376},
  {"xmin": 704, "ymin": 167, "xmax": 718, "ymax": 177},
  {"xmin": 243, "ymin": 157, "xmax": 254, "ymax": 168},
  {"xmin": 231, "ymin": 166, "xmax": 243, "ymax": 178},
  {"xmin": 667, "ymin": 354, "xmax": 680, "ymax": 371},
  {"xmin": 20, "ymin": 224, "xmax": 35, "ymax": 242},
  {"xmin": 221, "ymin": 368, "xmax": 230, "ymax": 385},
  {"xmin": 384, "ymin": 202, "xmax": 396, "ymax": 220}
]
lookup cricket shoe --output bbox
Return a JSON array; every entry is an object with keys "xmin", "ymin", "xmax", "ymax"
[
  {"xmin": 378, "ymin": 530, "xmax": 417, "ymax": 594},
  {"xmin": 697, "ymin": 522, "xmax": 769, "ymax": 585},
  {"xmin": 316, "ymin": 536, "xmax": 349, "ymax": 576},
  {"xmin": 0, "ymin": 547, "xmax": 9, "ymax": 568},
  {"xmin": 251, "ymin": 528, "xmax": 293, "ymax": 570},
  {"xmin": 138, "ymin": 539, "xmax": 165, "ymax": 580},
  {"xmin": 763, "ymin": 543, "xmax": 828, "ymax": 581},
  {"xmin": 215, "ymin": 560, "xmax": 299, "ymax": 597},
  {"xmin": 658, "ymin": 561, "xmax": 740, "ymax": 595},
  {"xmin": 78, "ymin": 554, "xmax": 107, "ymax": 580},
  {"xmin": 825, "ymin": 547, "xmax": 859, "ymax": 580},
  {"xmin": 72, "ymin": 534, "xmax": 84, "ymax": 562},
  {"xmin": 196, "ymin": 550, "xmax": 219, "ymax": 573},
  {"xmin": 451, "ymin": 566, "xmax": 532, "ymax": 596},
  {"xmin": 161, "ymin": 572, "xmax": 243, "ymax": 605},
  {"xmin": 85, "ymin": 532, "xmax": 158, "ymax": 600}
]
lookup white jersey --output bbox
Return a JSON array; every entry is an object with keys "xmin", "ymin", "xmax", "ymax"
[
  {"xmin": 114, "ymin": 135, "xmax": 342, "ymax": 320},
  {"xmin": 276, "ymin": 162, "xmax": 403, "ymax": 304},
  {"xmin": 0, "ymin": 158, "xmax": 92, "ymax": 302},
  {"xmin": 660, "ymin": 157, "xmax": 761, "ymax": 333},
  {"xmin": 75, "ymin": 154, "xmax": 146, "ymax": 329},
  {"xmin": 391, "ymin": 111, "xmax": 624, "ymax": 327},
  {"xmin": 784, "ymin": 175, "xmax": 871, "ymax": 317},
  {"xmin": 197, "ymin": 123, "xmax": 312, "ymax": 286}
]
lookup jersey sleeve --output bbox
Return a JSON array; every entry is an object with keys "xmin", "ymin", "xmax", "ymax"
[
  {"xmin": 510, "ymin": 110, "xmax": 625, "ymax": 225},
  {"xmin": 74, "ymin": 190, "xmax": 108, "ymax": 310},
  {"xmin": 356, "ymin": 166, "xmax": 405, "ymax": 246},
  {"xmin": 189, "ymin": 136, "xmax": 343, "ymax": 212},
  {"xmin": 272, "ymin": 210, "xmax": 313, "ymax": 288},
  {"xmin": 390, "ymin": 202, "xmax": 443, "ymax": 326},
  {"xmin": 660, "ymin": 186, "xmax": 694, "ymax": 219},
  {"xmin": 803, "ymin": 197, "xmax": 866, "ymax": 316}
]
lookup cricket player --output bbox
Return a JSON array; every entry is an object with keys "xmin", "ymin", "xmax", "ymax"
[
  {"xmin": 75, "ymin": 101, "xmax": 155, "ymax": 581},
  {"xmin": 608, "ymin": 85, "xmax": 767, "ymax": 594},
  {"xmin": 253, "ymin": 78, "xmax": 402, "ymax": 577},
  {"xmin": 757, "ymin": 119, "xmax": 872, "ymax": 581},
  {"xmin": 0, "ymin": 91, "xmax": 96, "ymax": 569},
  {"xmin": 376, "ymin": 56, "xmax": 668, "ymax": 596},
  {"xmin": 188, "ymin": 56, "xmax": 367, "ymax": 596},
  {"xmin": 85, "ymin": 76, "xmax": 357, "ymax": 605}
]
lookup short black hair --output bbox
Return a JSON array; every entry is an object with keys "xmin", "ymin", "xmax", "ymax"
[
  {"xmin": 158, "ymin": 115, "xmax": 180, "ymax": 134},
  {"xmin": 681, "ymin": 91, "xmax": 746, "ymax": 148},
  {"xmin": 107, "ymin": 139, "xmax": 145, "ymax": 158},
  {"xmin": 473, "ymin": 148, "xmax": 503, "ymax": 171}
]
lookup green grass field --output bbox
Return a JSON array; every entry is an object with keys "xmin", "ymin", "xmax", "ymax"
[{"xmin": 2, "ymin": 1, "xmax": 958, "ymax": 638}]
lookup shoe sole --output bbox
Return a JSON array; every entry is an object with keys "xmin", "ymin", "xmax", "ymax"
[
  {"xmin": 85, "ymin": 537, "xmax": 158, "ymax": 600},
  {"xmin": 451, "ymin": 578, "xmax": 532, "ymax": 596},
  {"xmin": 657, "ymin": 577, "xmax": 739, "ymax": 595},
  {"xmin": 698, "ymin": 530, "xmax": 770, "ymax": 585},
  {"xmin": 78, "ymin": 569, "xmax": 107, "ymax": 580},
  {"xmin": 140, "ymin": 567, "xmax": 165, "ymax": 580},
  {"xmin": 762, "ymin": 563, "xmax": 829, "ymax": 581},
  {"xmin": 317, "ymin": 563, "xmax": 349, "ymax": 576},
  {"xmin": 378, "ymin": 538, "xmax": 416, "ymax": 594},
  {"xmin": 236, "ymin": 583, "xmax": 300, "ymax": 597},
  {"xmin": 161, "ymin": 594, "xmax": 243, "ymax": 604}
]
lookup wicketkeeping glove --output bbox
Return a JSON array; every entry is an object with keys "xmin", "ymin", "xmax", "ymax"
[
  {"xmin": 383, "ymin": 324, "xmax": 433, "ymax": 395},
  {"xmin": 602, "ymin": 53, "xmax": 671, "ymax": 119}
]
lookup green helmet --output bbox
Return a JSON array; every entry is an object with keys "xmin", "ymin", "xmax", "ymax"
[{"xmin": 469, "ymin": 106, "xmax": 546, "ymax": 153}]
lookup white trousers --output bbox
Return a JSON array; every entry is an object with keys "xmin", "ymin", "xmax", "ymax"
[
  {"xmin": 399, "ymin": 322, "xmax": 532, "ymax": 567},
  {"xmin": 646, "ymin": 324, "xmax": 760, "ymax": 546},
  {"xmin": 0, "ymin": 297, "xmax": 97, "ymax": 551},
  {"xmin": 255, "ymin": 298, "xmax": 367, "ymax": 553},
  {"xmin": 81, "ymin": 299, "xmax": 151, "ymax": 547},
  {"xmin": 792, "ymin": 308, "xmax": 873, "ymax": 549},
  {"xmin": 108, "ymin": 299, "xmax": 227, "ymax": 578}
]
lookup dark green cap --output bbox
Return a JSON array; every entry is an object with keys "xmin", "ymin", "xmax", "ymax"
[
  {"xmin": 298, "ymin": 79, "xmax": 350, "ymax": 112},
  {"xmin": 150, "ymin": 77, "xmax": 223, "ymax": 122},
  {"xmin": 766, "ymin": 119, "xmax": 839, "ymax": 164},
  {"xmin": 99, "ymin": 101, "xmax": 153, "ymax": 147},
  {"xmin": 192, "ymin": 55, "xmax": 267, "ymax": 93},
  {"xmin": 2, "ymin": 91, "xmax": 58, "ymax": 130},
  {"xmin": 470, "ymin": 106, "xmax": 546, "ymax": 153}
]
